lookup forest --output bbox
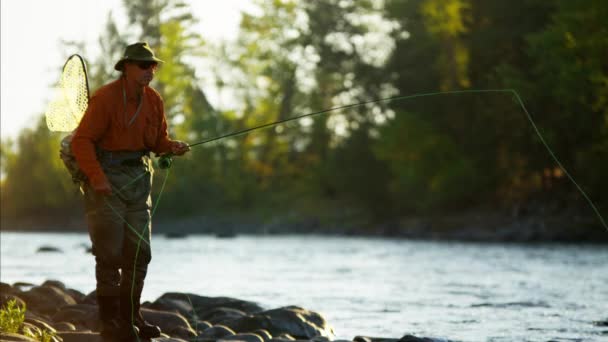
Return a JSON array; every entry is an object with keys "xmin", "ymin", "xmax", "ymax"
[{"xmin": 1, "ymin": 0, "xmax": 606, "ymax": 239}]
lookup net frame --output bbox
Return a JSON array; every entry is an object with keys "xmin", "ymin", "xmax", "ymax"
[{"xmin": 45, "ymin": 54, "xmax": 90, "ymax": 132}]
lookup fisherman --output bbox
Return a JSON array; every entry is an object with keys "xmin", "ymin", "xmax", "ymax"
[{"xmin": 71, "ymin": 42, "xmax": 190, "ymax": 341}]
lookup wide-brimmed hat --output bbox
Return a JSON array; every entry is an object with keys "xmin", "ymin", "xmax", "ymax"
[{"xmin": 114, "ymin": 42, "xmax": 164, "ymax": 71}]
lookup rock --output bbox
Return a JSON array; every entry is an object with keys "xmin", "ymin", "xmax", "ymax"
[
  {"xmin": 157, "ymin": 293, "xmax": 263, "ymax": 315},
  {"xmin": 0, "ymin": 281, "xmax": 16, "ymax": 294},
  {"xmin": 12, "ymin": 282, "xmax": 35, "ymax": 291},
  {"xmin": 253, "ymin": 329, "xmax": 273, "ymax": 341},
  {"xmin": 54, "ymin": 322, "xmax": 77, "ymax": 331},
  {"xmin": 169, "ymin": 325, "xmax": 199, "ymax": 340},
  {"xmin": 57, "ymin": 331, "xmax": 103, "ymax": 342},
  {"xmin": 19, "ymin": 285, "xmax": 77, "ymax": 315},
  {"xmin": 41, "ymin": 280, "xmax": 67, "ymax": 291},
  {"xmin": 0, "ymin": 332, "xmax": 39, "ymax": 341},
  {"xmin": 80, "ymin": 291, "xmax": 97, "ymax": 305},
  {"xmin": 594, "ymin": 319, "xmax": 608, "ymax": 327},
  {"xmin": 193, "ymin": 320, "xmax": 213, "ymax": 335},
  {"xmin": 1, "ymin": 294, "xmax": 26, "ymax": 310},
  {"xmin": 51, "ymin": 304, "xmax": 99, "ymax": 331},
  {"xmin": 224, "ymin": 306, "xmax": 335, "ymax": 339},
  {"xmin": 275, "ymin": 333, "xmax": 295, "ymax": 340},
  {"xmin": 36, "ymin": 246, "xmax": 63, "ymax": 253},
  {"xmin": 198, "ymin": 325, "xmax": 236, "ymax": 339},
  {"xmin": 198, "ymin": 307, "xmax": 248, "ymax": 325},
  {"xmin": 219, "ymin": 333, "xmax": 264, "ymax": 342},
  {"xmin": 24, "ymin": 309, "xmax": 51, "ymax": 323},
  {"xmin": 141, "ymin": 307, "xmax": 197, "ymax": 339},
  {"xmin": 354, "ymin": 337, "xmax": 398, "ymax": 342},
  {"xmin": 65, "ymin": 289, "xmax": 86, "ymax": 303},
  {"xmin": 355, "ymin": 336, "xmax": 447, "ymax": 342},
  {"xmin": 24, "ymin": 318, "xmax": 57, "ymax": 334},
  {"xmin": 145, "ymin": 297, "xmax": 194, "ymax": 318},
  {"xmin": 399, "ymin": 334, "xmax": 452, "ymax": 342},
  {"xmin": 312, "ymin": 336, "xmax": 331, "ymax": 342}
]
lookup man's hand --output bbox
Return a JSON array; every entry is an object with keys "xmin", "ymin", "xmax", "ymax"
[
  {"xmin": 171, "ymin": 140, "xmax": 191, "ymax": 156},
  {"xmin": 92, "ymin": 178, "xmax": 112, "ymax": 195}
]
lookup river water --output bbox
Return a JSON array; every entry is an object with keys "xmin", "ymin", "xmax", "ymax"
[{"xmin": 0, "ymin": 232, "xmax": 606, "ymax": 341}]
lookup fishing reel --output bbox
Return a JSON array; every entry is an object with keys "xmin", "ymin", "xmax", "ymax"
[{"xmin": 157, "ymin": 154, "xmax": 173, "ymax": 169}]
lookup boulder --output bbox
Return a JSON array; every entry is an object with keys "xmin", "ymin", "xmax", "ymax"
[
  {"xmin": 224, "ymin": 306, "xmax": 335, "ymax": 339},
  {"xmin": 594, "ymin": 319, "xmax": 608, "ymax": 327},
  {"xmin": 253, "ymin": 329, "xmax": 273, "ymax": 341},
  {"xmin": 198, "ymin": 325, "xmax": 236, "ymax": 339},
  {"xmin": 355, "ymin": 335, "xmax": 453, "ymax": 342},
  {"xmin": 24, "ymin": 318, "xmax": 57, "ymax": 334},
  {"xmin": 0, "ymin": 282, "xmax": 16, "ymax": 295},
  {"xmin": 41, "ymin": 280, "xmax": 67, "ymax": 291},
  {"xmin": 354, "ymin": 336, "xmax": 401, "ymax": 342},
  {"xmin": 36, "ymin": 246, "xmax": 63, "ymax": 253},
  {"xmin": 141, "ymin": 307, "xmax": 197, "ymax": 339},
  {"xmin": 12, "ymin": 282, "xmax": 35, "ymax": 291},
  {"xmin": 145, "ymin": 296, "xmax": 194, "ymax": 318},
  {"xmin": 65, "ymin": 289, "xmax": 86, "ymax": 303},
  {"xmin": 157, "ymin": 293, "xmax": 264, "ymax": 315},
  {"xmin": 57, "ymin": 331, "xmax": 103, "ymax": 342},
  {"xmin": 80, "ymin": 291, "xmax": 97, "ymax": 305},
  {"xmin": 19, "ymin": 285, "xmax": 76, "ymax": 315},
  {"xmin": 193, "ymin": 320, "xmax": 213, "ymax": 335},
  {"xmin": 54, "ymin": 322, "xmax": 77, "ymax": 331},
  {"xmin": 51, "ymin": 304, "xmax": 99, "ymax": 331},
  {"xmin": 399, "ymin": 335, "xmax": 452, "ymax": 342},
  {"xmin": 219, "ymin": 333, "xmax": 265, "ymax": 342},
  {"xmin": 0, "ymin": 332, "xmax": 38, "ymax": 341},
  {"xmin": 198, "ymin": 307, "xmax": 248, "ymax": 325},
  {"xmin": 1, "ymin": 294, "xmax": 26, "ymax": 310}
]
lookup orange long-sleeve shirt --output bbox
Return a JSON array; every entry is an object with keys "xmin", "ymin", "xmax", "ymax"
[{"xmin": 72, "ymin": 77, "xmax": 174, "ymax": 188}]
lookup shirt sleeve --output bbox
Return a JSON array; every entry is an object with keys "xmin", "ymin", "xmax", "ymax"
[
  {"xmin": 152, "ymin": 97, "xmax": 175, "ymax": 154},
  {"xmin": 71, "ymin": 94, "xmax": 110, "ymax": 188}
]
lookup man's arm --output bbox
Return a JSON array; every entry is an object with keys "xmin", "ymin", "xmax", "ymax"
[
  {"xmin": 152, "ymin": 98, "xmax": 190, "ymax": 156},
  {"xmin": 71, "ymin": 94, "xmax": 111, "ymax": 193}
]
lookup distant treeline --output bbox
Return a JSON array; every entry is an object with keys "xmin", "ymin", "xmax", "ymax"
[{"xmin": 1, "ymin": 0, "xmax": 606, "ymax": 227}]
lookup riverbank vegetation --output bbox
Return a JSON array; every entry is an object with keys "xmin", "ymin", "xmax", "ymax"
[{"xmin": 1, "ymin": 0, "xmax": 606, "ymax": 239}]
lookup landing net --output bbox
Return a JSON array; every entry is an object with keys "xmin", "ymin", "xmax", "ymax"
[{"xmin": 45, "ymin": 54, "xmax": 89, "ymax": 132}]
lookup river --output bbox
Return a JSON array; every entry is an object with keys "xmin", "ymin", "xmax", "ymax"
[{"xmin": 0, "ymin": 232, "xmax": 606, "ymax": 341}]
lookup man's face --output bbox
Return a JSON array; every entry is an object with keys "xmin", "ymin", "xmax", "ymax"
[{"xmin": 125, "ymin": 61, "xmax": 158, "ymax": 86}]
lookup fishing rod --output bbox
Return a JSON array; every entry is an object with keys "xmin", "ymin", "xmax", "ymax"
[{"xmin": 156, "ymin": 88, "xmax": 608, "ymax": 232}]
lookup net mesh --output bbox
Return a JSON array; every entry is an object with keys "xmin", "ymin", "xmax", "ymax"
[{"xmin": 45, "ymin": 55, "xmax": 89, "ymax": 132}]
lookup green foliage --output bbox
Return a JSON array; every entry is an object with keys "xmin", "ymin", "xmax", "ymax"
[
  {"xmin": 375, "ymin": 111, "xmax": 478, "ymax": 212},
  {"xmin": 1, "ymin": 118, "xmax": 80, "ymax": 219},
  {"xmin": 0, "ymin": 299, "xmax": 57, "ymax": 342},
  {"xmin": 0, "ymin": 299, "xmax": 25, "ymax": 334},
  {"xmin": 3, "ymin": 0, "xmax": 607, "ymax": 228}
]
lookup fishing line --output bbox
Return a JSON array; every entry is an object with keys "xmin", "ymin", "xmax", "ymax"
[{"xmin": 166, "ymin": 88, "xmax": 606, "ymax": 232}]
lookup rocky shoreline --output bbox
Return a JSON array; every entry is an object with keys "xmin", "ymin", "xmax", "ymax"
[
  {"xmin": 1, "ymin": 207, "xmax": 607, "ymax": 243},
  {"xmin": 0, "ymin": 280, "xmax": 449, "ymax": 342}
]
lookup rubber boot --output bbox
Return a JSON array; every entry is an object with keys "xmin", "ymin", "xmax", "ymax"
[
  {"xmin": 121, "ymin": 291, "xmax": 162, "ymax": 339},
  {"xmin": 98, "ymin": 295, "xmax": 139, "ymax": 341}
]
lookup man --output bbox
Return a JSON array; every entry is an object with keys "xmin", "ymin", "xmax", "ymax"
[{"xmin": 72, "ymin": 42, "xmax": 190, "ymax": 340}]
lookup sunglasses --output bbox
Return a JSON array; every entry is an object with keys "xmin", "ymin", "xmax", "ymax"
[{"xmin": 134, "ymin": 61, "xmax": 158, "ymax": 70}]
